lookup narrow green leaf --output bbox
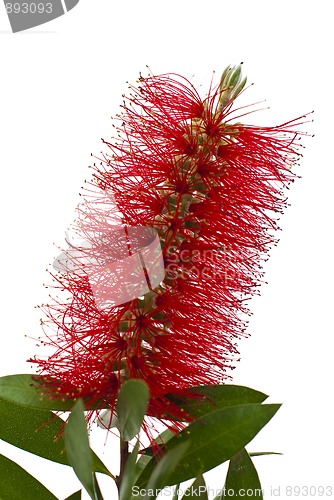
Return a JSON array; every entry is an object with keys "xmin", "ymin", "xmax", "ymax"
[
  {"xmin": 65, "ymin": 491, "xmax": 82, "ymax": 500},
  {"xmin": 182, "ymin": 475, "xmax": 208, "ymax": 499},
  {"xmin": 120, "ymin": 440, "xmax": 139, "ymax": 500},
  {"xmin": 65, "ymin": 399, "xmax": 100, "ymax": 500},
  {"xmin": 0, "ymin": 396, "xmax": 111, "ymax": 476},
  {"xmin": 93, "ymin": 474, "xmax": 104, "ymax": 500},
  {"xmin": 224, "ymin": 448, "xmax": 263, "ymax": 499},
  {"xmin": 140, "ymin": 428, "xmax": 176, "ymax": 457},
  {"xmin": 0, "ymin": 453, "xmax": 57, "ymax": 499},
  {"xmin": 91, "ymin": 454, "xmax": 112, "ymax": 478},
  {"xmin": 116, "ymin": 379, "xmax": 149, "ymax": 441},
  {"xmin": 166, "ymin": 385, "xmax": 267, "ymax": 419},
  {"xmin": 140, "ymin": 443, "xmax": 189, "ymax": 499},
  {"xmin": 136, "ymin": 404, "xmax": 280, "ymax": 488},
  {"xmin": 249, "ymin": 451, "xmax": 282, "ymax": 457},
  {"xmin": 136, "ymin": 452, "xmax": 152, "ymax": 478}
]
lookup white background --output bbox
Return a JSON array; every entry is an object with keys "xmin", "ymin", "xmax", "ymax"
[{"xmin": 0, "ymin": 1, "xmax": 333, "ymax": 499}]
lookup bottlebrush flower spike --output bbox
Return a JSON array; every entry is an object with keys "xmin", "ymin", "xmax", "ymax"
[{"xmin": 30, "ymin": 65, "xmax": 306, "ymax": 432}]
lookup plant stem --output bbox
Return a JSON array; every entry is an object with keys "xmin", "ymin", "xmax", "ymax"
[{"xmin": 116, "ymin": 437, "xmax": 129, "ymax": 498}]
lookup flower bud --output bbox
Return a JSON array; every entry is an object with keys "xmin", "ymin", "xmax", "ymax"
[{"xmin": 219, "ymin": 64, "xmax": 247, "ymax": 109}]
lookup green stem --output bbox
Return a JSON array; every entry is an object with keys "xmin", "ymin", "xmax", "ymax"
[{"xmin": 116, "ymin": 437, "xmax": 129, "ymax": 498}]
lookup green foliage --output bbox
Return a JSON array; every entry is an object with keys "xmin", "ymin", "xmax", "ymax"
[
  {"xmin": 0, "ymin": 374, "xmax": 108, "ymax": 411},
  {"xmin": 140, "ymin": 428, "xmax": 176, "ymax": 457},
  {"xmin": 135, "ymin": 451, "xmax": 153, "ymax": 477},
  {"xmin": 142, "ymin": 384, "xmax": 268, "ymax": 456},
  {"xmin": 65, "ymin": 491, "xmax": 82, "ymax": 500},
  {"xmin": 0, "ymin": 374, "xmax": 75, "ymax": 411},
  {"xmin": 119, "ymin": 441, "xmax": 140, "ymax": 500},
  {"xmin": 0, "ymin": 379, "xmax": 280, "ymax": 500},
  {"xmin": 168, "ymin": 384, "xmax": 267, "ymax": 418},
  {"xmin": 0, "ymin": 453, "xmax": 57, "ymax": 499},
  {"xmin": 0, "ymin": 396, "xmax": 110, "ymax": 475},
  {"xmin": 249, "ymin": 451, "xmax": 282, "ymax": 457},
  {"xmin": 136, "ymin": 403, "xmax": 280, "ymax": 488},
  {"xmin": 116, "ymin": 379, "xmax": 150, "ymax": 441},
  {"xmin": 139, "ymin": 443, "xmax": 189, "ymax": 499},
  {"xmin": 65, "ymin": 399, "xmax": 104, "ymax": 500},
  {"xmin": 224, "ymin": 448, "xmax": 263, "ymax": 499},
  {"xmin": 182, "ymin": 475, "xmax": 208, "ymax": 499}
]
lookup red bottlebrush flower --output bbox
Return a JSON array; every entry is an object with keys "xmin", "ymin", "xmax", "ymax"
[{"xmin": 30, "ymin": 65, "xmax": 306, "ymax": 433}]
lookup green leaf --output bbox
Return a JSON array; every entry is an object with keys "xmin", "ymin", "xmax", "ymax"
[
  {"xmin": 166, "ymin": 385, "xmax": 267, "ymax": 419},
  {"xmin": 65, "ymin": 399, "xmax": 102, "ymax": 500},
  {"xmin": 140, "ymin": 443, "xmax": 189, "ymax": 499},
  {"xmin": 0, "ymin": 396, "xmax": 68, "ymax": 465},
  {"xmin": 140, "ymin": 428, "xmax": 176, "ymax": 457},
  {"xmin": 224, "ymin": 448, "xmax": 263, "ymax": 499},
  {"xmin": 0, "ymin": 396, "xmax": 111, "ymax": 476},
  {"xmin": 182, "ymin": 475, "xmax": 208, "ymax": 499},
  {"xmin": 91, "ymin": 455, "xmax": 112, "ymax": 478},
  {"xmin": 0, "ymin": 374, "xmax": 108, "ymax": 411},
  {"xmin": 93, "ymin": 475, "xmax": 104, "ymax": 500},
  {"xmin": 136, "ymin": 452, "xmax": 152, "ymax": 478},
  {"xmin": 116, "ymin": 379, "xmax": 149, "ymax": 441},
  {"xmin": 136, "ymin": 404, "xmax": 280, "ymax": 488},
  {"xmin": 65, "ymin": 491, "xmax": 82, "ymax": 500},
  {"xmin": 120, "ymin": 440, "xmax": 139, "ymax": 500},
  {"xmin": 0, "ymin": 453, "xmax": 57, "ymax": 499},
  {"xmin": 0, "ymin": 374, "xmax": 75, "ymax": 411},
  {"xmin": 142, "ymin": 385, "xmax": 267, "ymax": 457},
  {"xmin": 249, "ymin": 451, "xmax": 282, "ymax": 457}
]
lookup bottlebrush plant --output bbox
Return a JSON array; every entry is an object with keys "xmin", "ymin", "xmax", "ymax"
[{"xmin": 0, "ymin": 65, "xmax": 308, "ymax": 500}]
